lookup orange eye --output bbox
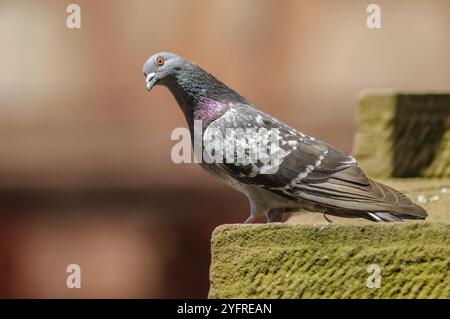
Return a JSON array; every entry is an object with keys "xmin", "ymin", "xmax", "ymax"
[{"xmin": 156, "ymin": 56, "xmax": 165, "ymax": 66}]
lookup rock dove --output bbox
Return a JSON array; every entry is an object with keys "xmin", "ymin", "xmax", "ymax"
[{"xmin": 143, "ymin": 52, "xmax": 427, "ymax": 223}]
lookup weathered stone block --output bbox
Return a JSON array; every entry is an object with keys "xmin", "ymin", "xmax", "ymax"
[
  {"xmin": 354, "ymin": 91, "xmax": 450, "ymax": 178},
  {"xmin": 209, "ymin": 223, "xmax": 450, "ymax": 299}
]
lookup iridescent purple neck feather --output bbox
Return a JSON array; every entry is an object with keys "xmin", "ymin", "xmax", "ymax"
[{"xmin": 161, "ymin": 62, "xmax": 250, "ymax": 131}]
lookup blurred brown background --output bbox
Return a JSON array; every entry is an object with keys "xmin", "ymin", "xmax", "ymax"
[{"xmin": 0, "ymin": 0, "xmax": 449, "ymax": 298}]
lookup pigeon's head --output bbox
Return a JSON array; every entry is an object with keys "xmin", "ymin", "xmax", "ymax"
[{"xmin": 143, "ymin": 52, "xmax": 186, "ymax": 91}]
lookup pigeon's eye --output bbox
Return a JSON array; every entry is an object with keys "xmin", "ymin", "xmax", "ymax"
[{"xmin": 156, "ymin": 56, "xmax": 165, "ymax": 66}]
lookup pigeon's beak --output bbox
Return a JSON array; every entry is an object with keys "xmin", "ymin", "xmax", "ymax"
[{"xmin": 146, "ymin": 72, "xmax": 157, "ymax": 91}]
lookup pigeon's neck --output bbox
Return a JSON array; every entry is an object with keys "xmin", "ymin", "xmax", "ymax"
[{"xmin": 164, "ymin": 63, "xmax": 249, "ymax": 129}]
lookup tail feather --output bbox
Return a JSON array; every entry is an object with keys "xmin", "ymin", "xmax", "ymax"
[
  {"xmin": 301, "ymin": 166, "xmax": 429, "ymax": 222},
  {"xmin": 368, "ymin": 179, "xmax": 428, "ymax": 220},
  {"xmin": 367, "ymin": 212, "xmax": 404, "ymax": 222}
]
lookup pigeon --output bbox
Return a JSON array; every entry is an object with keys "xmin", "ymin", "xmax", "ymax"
[{"xmin": 143, "ymin": 52, "xmax": 427, "ymax": 223}]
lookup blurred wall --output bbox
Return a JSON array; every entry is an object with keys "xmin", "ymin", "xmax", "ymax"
[{"xmin": 0, "ymin": 0, "xmax": 449, "ymax": 298}]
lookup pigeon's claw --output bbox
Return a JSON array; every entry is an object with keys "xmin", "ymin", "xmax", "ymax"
[{"xmin": 323, "ymin": 212, "xmax": 333, "ymax": 223}]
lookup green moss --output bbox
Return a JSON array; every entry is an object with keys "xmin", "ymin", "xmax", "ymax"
[
  {"xmin": 209, "ymin": 223, "xmax": 450, "ymax": 299},
  {"xmin": 209, "ymin": 180, "xmax": 449, "ymax": 298}
]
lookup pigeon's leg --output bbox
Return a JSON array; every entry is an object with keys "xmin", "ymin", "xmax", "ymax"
[
  {"xmin": 244, "ymin": 215, "xmax": 256, "ymax": 224},
  {"xmin": 243, "ymin": 199, "xmax": 267, "ymax": 224}
]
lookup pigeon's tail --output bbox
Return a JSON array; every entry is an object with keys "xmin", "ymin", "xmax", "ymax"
[
  {"xmin": 300, "ymin": 166, "xmax": 428, "ymax": 222},
  {"xmin": 360, "ymin": 178, "xmax": 428, "ymax": 222}
]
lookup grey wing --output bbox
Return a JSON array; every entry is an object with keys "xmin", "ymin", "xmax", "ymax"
[
  {"xmin": 205, "ymin": 105, "xmax": 427, "ymax": 221},
  {"xmin": 204, "ymin": 105, "xmax": 357, "ymax": 188}
]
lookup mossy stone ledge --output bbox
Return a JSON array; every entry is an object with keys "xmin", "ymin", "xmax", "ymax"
[{"xmin": 209, "ymin": 223, "xmax": 450, "ymax": 299}]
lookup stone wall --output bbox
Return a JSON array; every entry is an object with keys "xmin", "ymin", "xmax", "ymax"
[
  {"xmin": 209, "ymin": 223, "xmax": 449, "ymax": 298},
  {"xmin": 354, "ymin": 91, "xmax": 450, "ymax": 178}
]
